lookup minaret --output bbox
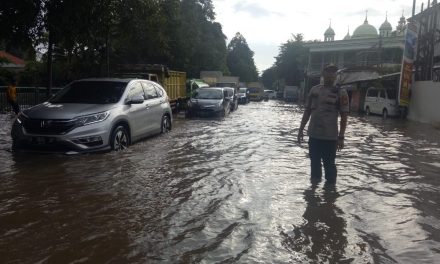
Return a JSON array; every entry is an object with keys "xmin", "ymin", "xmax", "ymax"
[
  {"xmin": 343, "ymin": 26, "xmax": 351, "ymax": 40},
  {"xmin": 324, "ymin": 19, "xmax": 335, "ymax": 42},
  {"xmin": 379, "ymin": 12, "xmax": 392, "ymax": 37},
  {"xmin": 397, "ymin": 10, "xmax": 406, "ymax": 34}
]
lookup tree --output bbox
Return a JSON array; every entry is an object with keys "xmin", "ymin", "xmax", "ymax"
[
  {"xmin": 0, "ymin": 0, "xmax": 41, "ymax": 57},
  {"xmin": 274, "ymin": 33, "xmax": 308, "ymax": 86},
  {"xmin": 226, "ymin": 32, "xmax": 258, "ymax": 82},
  {"xmin": 177, "ymin": 0, "xmax": 228, "ymax": 77},
  {"xmin": 261, "ymin": 66, "xmax": 277, "ymax": 90},
  {"xmin": 1, "ymin": 0, "xmax": 230, "ymax": 85}
]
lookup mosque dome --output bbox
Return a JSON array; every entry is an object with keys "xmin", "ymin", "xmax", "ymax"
[
  {"xmin": 324, "ymin": 27, "xmax": 335, "ymax": 36},
  {"xmin": 352, "ymin": 18, "xmax": 378, "ymax": 39},
  {"xmin": 324, "ymin": 22, "xmax": 335, "ymax": 41},
  {"xmin": 379, "ymin": 19, "xmax": 392, "ymax": 31}
]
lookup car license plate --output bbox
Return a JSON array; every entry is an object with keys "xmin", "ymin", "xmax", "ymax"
[{"xmin": 32, "ymin": 137, "xmax": 56, "ymax": 145}]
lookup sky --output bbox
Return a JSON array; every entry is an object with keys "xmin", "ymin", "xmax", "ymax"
[{"xmin": 212, "ymin": 0, "xmax": 422, "ymax": 74}]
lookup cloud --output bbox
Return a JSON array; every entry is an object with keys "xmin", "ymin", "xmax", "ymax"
[
  {"xmin": 233, "ymin": 1, "xmax": 283, "ymax": 18},
  {"xmin": 213, "ymin": 0, "xmax": 415, "ymax": 72}
]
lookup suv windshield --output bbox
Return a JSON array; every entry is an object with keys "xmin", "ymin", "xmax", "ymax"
[
  {"xmin": 50, "ymin": 81, "xmax": 127, "ymax": 104},
  {"xmin": 194, "ymin": 89, "xmax": 223, "ymax": 99}
]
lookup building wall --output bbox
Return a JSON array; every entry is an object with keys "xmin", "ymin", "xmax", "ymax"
[{"xmin": 408, "ymin": 81, "xmax": 440, "ymax": 125}]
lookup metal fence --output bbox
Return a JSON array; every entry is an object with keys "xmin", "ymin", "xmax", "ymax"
[{"xmin": 0, "ymin": 86, "xmax": 62, "ymax": 113}]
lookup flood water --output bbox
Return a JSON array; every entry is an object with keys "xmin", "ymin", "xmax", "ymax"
[{"xmin": 0, "ymin": 100, "xmax": 439, "ymax": 263}]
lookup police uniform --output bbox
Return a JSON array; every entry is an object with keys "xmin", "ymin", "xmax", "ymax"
[{"xmin": 305, "ymin": 84, "xmax": 349, "ymax": 182}]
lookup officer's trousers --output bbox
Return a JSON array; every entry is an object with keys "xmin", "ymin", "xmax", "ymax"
[{"xmin": 308, "ymin": 137, "xmax": 337, "ymax": 183}]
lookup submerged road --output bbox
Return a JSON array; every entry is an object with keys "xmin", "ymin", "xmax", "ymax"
[{"xmin": 0, "ymin": 100, "xmax": 439, "ymax": 263}]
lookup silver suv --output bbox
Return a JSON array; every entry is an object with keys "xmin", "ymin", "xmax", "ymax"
[{"xmin": 11, "ymin": 78, "xmax": 172, "ymax": 153}]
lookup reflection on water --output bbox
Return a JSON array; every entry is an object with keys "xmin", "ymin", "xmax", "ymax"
[
  {"xmin": 0, "ymin": 102, "xmax": 439, "ymax": 263},
  {"xmin": 281, "ymin": 184, "xmax": 348, "ymax": 263}
]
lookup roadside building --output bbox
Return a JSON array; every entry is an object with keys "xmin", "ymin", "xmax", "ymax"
[
  {"xmin": 407, "ymin": 3, "xmax": 440, "ymax": 126},
  {"xmin": 0, "ymin": 51, "xmax": 25, "ymax": 73},
  {"xmin": 303, "ymin": 13, "xmax": 407, "ymax": 105}
]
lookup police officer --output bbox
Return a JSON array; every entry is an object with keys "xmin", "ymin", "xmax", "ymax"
[{"xmin": 297, "ymin": 64, "xmax": 349, "ymax": 184}]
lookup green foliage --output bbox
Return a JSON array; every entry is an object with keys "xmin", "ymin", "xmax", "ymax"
[
  {"xmin": 177, "ymin": 0, "xmax": 228, "ymax": 77},
  {"xmin": 261, "ymin": 33, "xmax": 308, "ymax": 88},
  {"xmin": 274, "ymin": 34, "xmax": 308, "ymax": 86},
  {"xmin": 0, "ymin": 0, "xmax": 228, "ymax": 85},
  {"xmin": 226, "ymin": 32, "xmax": 258, "ymax": 82},
  {"xmin": 261, "ymin": 66, "xmax": 277, "ymax": 89},
  {"xmin": 0, "ymin": 0, "xmax": 40, "ymax": 54}
]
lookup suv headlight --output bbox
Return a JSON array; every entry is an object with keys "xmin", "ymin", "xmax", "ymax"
[
  {"xmin": 16, "ymin": 112, "xmax": 28, "ymax": 124},
  {"xmin": 74, "ymin": 111, "xmax": 110, "ymax": 126}
]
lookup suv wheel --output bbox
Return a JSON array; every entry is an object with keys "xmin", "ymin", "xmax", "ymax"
[
  {"xmin": 161, "ymin": 114, "xmax": 171, "ymax": 133},
  {"xmin": 111, "ymin": 125, "xmax": 129, "ymax": 151}
]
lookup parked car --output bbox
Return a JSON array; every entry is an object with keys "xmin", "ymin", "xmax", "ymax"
[
  {"xmin": 223, "ymin": 87, "xmax": 238, "ymax": 111},
  {"xmin": 238, "ymin": 87, "xmax": 250, "ymax": 104},
  {"xmin": 11, "ymin": 78, "xmax": 173, "ymax": 153},
  {"xmin": 264, "ymin": 89, "xmax": 277, "ymax": 99},
  {"xmin": 186, "ymin": 87, "xmax": 231, "ymax": 117},
  {"xmin": 364, "ymin": 87, "xmax": 399, "ymax": 118}
]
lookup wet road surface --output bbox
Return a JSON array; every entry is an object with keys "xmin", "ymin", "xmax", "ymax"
[{"xmin": 0, "ymin": 100, "xmax": 439, "ymax": 263}]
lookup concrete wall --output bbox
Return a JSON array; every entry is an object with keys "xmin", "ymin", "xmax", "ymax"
[{"xmin": 408, "ymin": 81, "xmax": 440, "ymax": 126}]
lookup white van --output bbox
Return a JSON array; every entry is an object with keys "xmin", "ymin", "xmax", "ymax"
[{"xmin": 364, "ymin": 87, "xmax": 399, "ymax": 118}]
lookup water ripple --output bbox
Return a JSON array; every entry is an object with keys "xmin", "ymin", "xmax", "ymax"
[{"xmin": 0, "ymin": 101, "xmax": 439, "ymax": 263}]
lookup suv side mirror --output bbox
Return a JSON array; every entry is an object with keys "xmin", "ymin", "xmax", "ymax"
[{"xmin": 127, "ymin": 94, "xmax": 144, "ymax": 104}]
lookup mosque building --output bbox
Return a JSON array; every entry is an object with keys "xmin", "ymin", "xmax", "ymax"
[{"xmin": 304, "ymin": 12, "xmax": 407, "ymax": 89}]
